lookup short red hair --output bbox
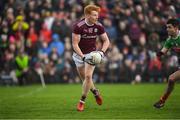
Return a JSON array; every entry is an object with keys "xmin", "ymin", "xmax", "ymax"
[{"xmin": 84, "ymin": 5, "xmax": 100, "ymax": 15}]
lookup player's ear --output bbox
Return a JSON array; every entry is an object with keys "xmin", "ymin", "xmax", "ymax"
[{"xmin": 85, "ymin": 14, "xmax": 90, "ymax": 18}]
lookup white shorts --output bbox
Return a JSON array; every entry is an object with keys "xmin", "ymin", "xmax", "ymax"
[{"xmin": 72, "ymin": 52, "xmax": 90, "ymax": 67}]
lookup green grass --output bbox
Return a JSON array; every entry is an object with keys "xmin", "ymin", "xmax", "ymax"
[{"xmin": 0, "ymin": 84, "xmax": 180, "ymax": 119}]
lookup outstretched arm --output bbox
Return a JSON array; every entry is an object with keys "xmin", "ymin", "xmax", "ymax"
[{"xmin": 157, "ymin": 47, "xmax": 169, "ymax": 59}]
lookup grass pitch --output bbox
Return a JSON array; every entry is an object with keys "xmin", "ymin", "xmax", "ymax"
[{"xmin": 0, "ymin": 84, "xmax": 180, "ymax": 119}]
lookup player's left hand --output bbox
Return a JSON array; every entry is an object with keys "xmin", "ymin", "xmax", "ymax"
[
  {"xmin": 98, "ymin": 51, "xmax": 105, "ymax": 58},
  {"xmin": 98, "ymin": 51, "xmax": 106, "ymax": 64}
]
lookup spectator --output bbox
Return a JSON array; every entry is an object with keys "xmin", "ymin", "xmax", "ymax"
[
  {"xmin": 50, "ymin": 34, "xmax": 64, "ymax": 56},
  {"xmin": 12, "ymin": 15, "xmax": 29, "ymax": 32},
  {"xmin": 15, "ymin": 48, "xmax": 30, "ymax": 85},
  {"xmin": 39, "ymin": 23, "xmax": 52, "ymax": 44}
]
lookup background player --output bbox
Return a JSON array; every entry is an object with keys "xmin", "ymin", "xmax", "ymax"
[
  {"xmin": 154, "ymin": 18, "xmax": 180, "ymax": 108},
  {"xmin": 72, "ymin": 5, "xmax": 110, "ymax": 111}
]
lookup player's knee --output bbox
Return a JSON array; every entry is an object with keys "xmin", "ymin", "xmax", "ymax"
[
  {"xmin": 169, "ymin": 75, "xmax": 175, "ymax": 81},
  {"xmin": 85, "ymin": 75, "xmax": 92, "ymax": 82}
]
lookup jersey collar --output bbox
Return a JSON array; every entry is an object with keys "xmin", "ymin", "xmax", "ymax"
[{"xmin": 85, "ymin": 18, "xmax": 94, "ymax": 26}]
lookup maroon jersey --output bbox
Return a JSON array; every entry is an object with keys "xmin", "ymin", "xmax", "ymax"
[{"xmin": 72, "ymin": 19, "xmax": 105, "ymax": 54}]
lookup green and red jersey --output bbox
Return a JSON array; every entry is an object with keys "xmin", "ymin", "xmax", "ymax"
[{"xmin": 164, "ymin": 32, "xmax": 180, "ymax": 52}]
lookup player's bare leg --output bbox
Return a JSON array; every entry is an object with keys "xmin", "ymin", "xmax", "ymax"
[
  {"xmin": 76, "ymin": 66, "xmax": 96, "ymax": 90},
  {"xmin": 76, "ymin": 63, "xmax": 95, "ymax": 111},
  {"xmin": 77, "ymin": 65, "xmax": 102, "ymax": 106},
  {"xmin": 154, "ymin": 70, "xmax": 180, "ymax": 108},
  {"xmin": 76, "ymin": 66, "xmax": 86, "ymax": 111}
]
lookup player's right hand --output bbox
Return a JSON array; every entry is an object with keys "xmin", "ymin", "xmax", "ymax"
[{"xmin": 82, "ymin": 55, "xmax": 95, "ymax": 65}]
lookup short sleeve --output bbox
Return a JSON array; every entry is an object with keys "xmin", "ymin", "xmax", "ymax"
[
  {"xmin": 97, "ymin": 24, "xmax": 105, "ymax": 35},
  {"xmin": 72, "ymin": 23, "xmax": 81, "ymax": 34}
]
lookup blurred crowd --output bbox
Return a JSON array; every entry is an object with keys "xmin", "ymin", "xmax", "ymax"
[{"xmin": 0, "ymin": 0, "xmax": 180, "ymax": 86}]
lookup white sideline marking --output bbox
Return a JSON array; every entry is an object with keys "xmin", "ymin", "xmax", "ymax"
[
  {"xmin": 0, "ymin": 87, "xmax": 45, "ymax": 102},
  {"xmin": 17, "ymin": 87, "xmax": 45, "ymax": 98}
]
